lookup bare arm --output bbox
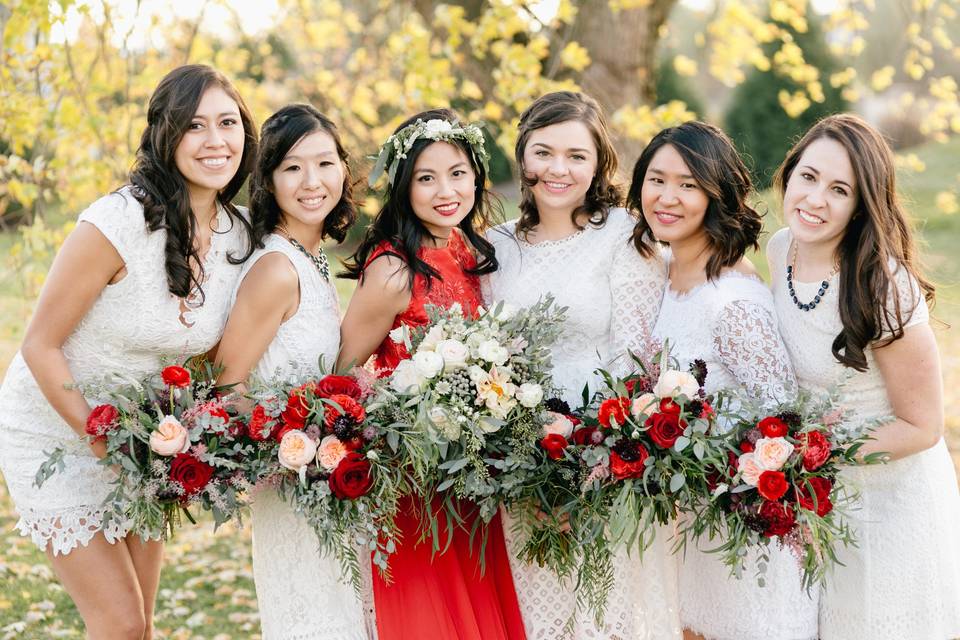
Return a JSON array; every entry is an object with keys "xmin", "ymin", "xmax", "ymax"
[
  {"xmin": 215, "ymin": 253, "xmax": 299, "ymax": 392},
  {"xmin": 20, "ymin": 222, "xmax": 126, "ymax": 456},
  {"xmin": 337, "ymin": 254, "xmax": 411, "ymax": 371},
  {"xmin": 861, "ymin": 323, "xmax": 943, "ymax": 460}
]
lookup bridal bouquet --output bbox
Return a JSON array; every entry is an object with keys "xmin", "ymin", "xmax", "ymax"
[
  {"xmin": 696, "ymin": 393, "xmax": 884, "ymax": 588},
  {"xmin": 515, "ymin": 350, "xmax": 729, "ymax": 621},
  {"xmin": 35, "ymin": 363, "xmax": 252, "ymax": 540},
  {"xmin": 371, "ymin": 298, "xmax": 564, "ymax": 543},
  {"xmin": 241, "ymin": 370, "xmax": 407, "ymax": 588}
]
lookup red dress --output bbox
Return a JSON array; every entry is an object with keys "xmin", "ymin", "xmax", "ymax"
[{"xmin": 366, "ymin": 232, "xmax": 527, "ymax": 640}]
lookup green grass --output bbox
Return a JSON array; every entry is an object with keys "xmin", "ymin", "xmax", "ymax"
[{"xmin": 0, "ymin": 136, "xmax": 957, "ymax": 637}]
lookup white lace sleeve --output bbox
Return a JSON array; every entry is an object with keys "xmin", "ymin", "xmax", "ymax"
[
  {"xmin": 609, "ymin": 236, "xmax": 667, "ymax": 375},
  {"xmin": 880, "ymin": 263, "xmax": 929, "ymax": 337},
  {"xmin": 712, "ymin": 299, "xmax": 797, "ymax": 407},
  {"xmin": 76, "ymin": 190, "xmax": 140, "ymax": 264}
]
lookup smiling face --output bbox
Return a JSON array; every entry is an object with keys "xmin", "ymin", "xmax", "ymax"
[
  {"xmin": 782, "ymin": 137, "xmax": 858, "ymax": 251},
  {"xmin": 408, "ymin": 141, "xmax": 476, "ymax": 239},
  {"xmin": 271, "ymin": 129, "xmax": 345, "ymax": 241},
  {"xmin": 173, "ymin": 86, "xmax": 246, "ymax": 201},
  {"xmin": 521, "ymin": 120, "xmax": 598, "ymax": 218},
  {"xmin": 639, "ymin": 144, "xmax": 710, "ymax": 246}
]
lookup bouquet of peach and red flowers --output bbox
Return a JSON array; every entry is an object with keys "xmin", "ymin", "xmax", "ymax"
[
  {"xmin": 693, "ymin": 392, "xmax": 884, "ymax": 589},
  {"xmin": 35, "ymin": 363, "xmax": 253, "ymax": 540},
  {"xmin": 240, "ymin": 370, "xmax": 408, "ymax": 589}
]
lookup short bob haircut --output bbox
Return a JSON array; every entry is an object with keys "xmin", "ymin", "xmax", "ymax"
[
  {"xmin": 627, "ymin": 121, "xmax": 761, "ymax": 280},
  {"xmin": 248, "ymin": 104, "xmax": 357, "ymax": 247},
  {"xmin": 514, "ymin": 91, "xmax": 623, "ymax": 237}
]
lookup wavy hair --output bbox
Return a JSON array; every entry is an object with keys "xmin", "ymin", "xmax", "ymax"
[
  {"xmin": 128, "ymin": 64, "xmax": 257, "ymax": 300},
  {"xmin": 249, "ymin": 104, "xmax": 356, "ymax": 247},
  {"xmin": 514, "ymin": 91, "xmax": 623, "ymax": 238},
  {"xmin": 341, "ymin": 108, "xmax": 500, "ymax": 289},
  {"xmin": 627, "ymin": 121, "xmax": 761, "ymax": 278},
  {"xmin": 774, "ymin": 113, "xmax": 935, "ymax": 371}
]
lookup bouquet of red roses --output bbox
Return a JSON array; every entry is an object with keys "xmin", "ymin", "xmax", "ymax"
[
  {"xmin": 694, "ymin": 393, "xmax": 884, "ymax": 588},
  {"xmin": 240, "ymin": 370, "xmax": 407, "ymax": 589},
  {"xmin": 35, "ymin": 363, "xmax": 252, "ymax": 540}
]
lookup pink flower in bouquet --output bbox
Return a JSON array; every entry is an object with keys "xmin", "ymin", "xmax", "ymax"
[
  {"xmin": 149, "ymin": 416, "xmax": 191, "ymax": 456},
  {"xmin": 753, "ymin": 437, "xmax": 794, "ymax": 471},
  {"xmin": 542, "ymin": 412, "xmax": 574, "ymax": 439},
  {"xmin": 317, "ymin": 435, "xmax": 349, "ymax": 470},
  {"xmin": 757, "ymin": 470, "xmax": 789, "ymax": 501},
  {"xmin": 278, "ymin": 430, "xmax": 319, "ymax": 471},
  {"xmin": 797, "ymin": 430, "xmax": 831, "ymax": 471},
  {"xmin": 630, "ymin": 393, "xmax": 658, "ymax": 420},
  {"xmin": 85, "ymin": 404, "xmax": 120, "ymax": 439},
  {"xmin": 161, "ymin": 365, "xmax": 191, "ymax": 388},
  {"xmin": 795, "ymin": 476, "xmax": 834, "ymax": 517},
  {"xmin": 759, "ymin": 500, "xmax": 796, "ymax": 537},
  {"xmin": 737, "ymin": 452, "xmax": 764, "ymax": 486}
]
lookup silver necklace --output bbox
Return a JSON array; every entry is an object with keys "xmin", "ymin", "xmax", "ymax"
[{"xmin": 283, "ymin": 234, "xmax": 330, "ymax": 281}]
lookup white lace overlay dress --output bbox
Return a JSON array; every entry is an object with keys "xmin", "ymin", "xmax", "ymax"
[
  {"xmin": 652, "ymin": 266, "xmax": 819, "ymax": 640},
  {"xmin": 767, "ymin": 228, "xmax": 960, "ymax": 640},
  {"xmin": 0, "ymin": 187, "xmax": 246, "ymax": 555},
  {"xmin": 484, "ymin": 208, "xmax": 680, "ymax": 640},
  {"xmin": 240, "ymin": 235, "xmax": 370, "ymax": 640}
]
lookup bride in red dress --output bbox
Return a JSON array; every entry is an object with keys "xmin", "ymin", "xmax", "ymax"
[{"xmin": 338, "ymin": 109, "xmax": 526, "ymax": 640}]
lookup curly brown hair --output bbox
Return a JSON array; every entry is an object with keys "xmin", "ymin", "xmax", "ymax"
[
  {"xmin": 514, "ymin": 91, "xmax": 623, "ymax": 238},
  {"xmin": 627, "ymin": 121, "xmax": 761, "ymax": 279}
]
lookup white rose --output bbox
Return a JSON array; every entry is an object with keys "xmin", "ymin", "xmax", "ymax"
[
  {"xmin": 542, "ymin": 411, "xmax": 574, "ymax": 438},
  {"xmin": 424, "ymin": 118, "xmax": 453, "ymax": 136},
  {"xmin": 390, "ymin": 360, "xmax": 426, "ymax": 394},
  {"xmin": 515, "ymin": 383, "xmax": 544, "ymax": 408},
  {"xmin": 419, "ymin": 325, "xmax": 446, "ymax": 350},
  {"xmin": 477, "ymin": 339, "xmax": 509, "ymax": 366},
  {"xmin": 278, "ymin": 430, "xmax": 318, "ymax": 471},
  {"xmin": 436, "ymin": 339, "xmax": 469, "ymax": 370},
  {"xmin": 630, "ymin": 392, "xmax": 658, "ymax": 419},
  {"xmin": 412, "ymin": 350, "xmax": 444, "ymax": 379},
  {"xmin": 654, "ymin": 369, "xmax": 700, "ymax": 399},
  {"xmin": 468, "ymin": 364, "xmax": 488, "ymax": 383},
  {"xmin": 149, "ymin": 416, "xmax": 190, "ymax": 456},
  {"xmin": 753, "ymin": 437, "xmax": 795, "ymax": 471}
]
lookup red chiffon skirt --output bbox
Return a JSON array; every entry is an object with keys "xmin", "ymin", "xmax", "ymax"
[{"xmin": 372, "ymin": 496, "xmax": 527, "ymax": 640}]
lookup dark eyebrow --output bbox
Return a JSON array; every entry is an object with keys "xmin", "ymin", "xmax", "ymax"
[
  {"xmin": 800, "ymin": 165, "xmax": 853, "ymax": 189},
  {"xmin": 649, "ymin": 167, "xmax": 695, "ymax": 180},
  {"xmin": 193, "ymin": 111, "xmax": 241, "ymax": 119},
  {"xmin": 282, "ymin": 150, "xmax": 337, "ymax": 162},
  {"xmin": 531, "ymin": 142, "xmax": 592, "ymax": 154}
]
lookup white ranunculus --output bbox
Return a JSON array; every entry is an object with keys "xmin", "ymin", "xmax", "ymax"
[
  {"xmin": 412, "ymin": 350, "xmax": 444, "ymax": 379},
  {"xmin": 477, "ymin": 339, "xmax": 509, "ymax": 366},
  {"xmin": 278, "ymin": 430, "xmax": 318, "ymax": 471},
  {"xmin": 436, "ymin": 339, "xmax": 469, "ymax": 370},
  {"xmin": 542, "ymin": 411, "xmax": 574, "ymax": 439},
  {"xmin": 149, "ymin": 416, "xmax": 190, "ymax": 456},
  {"xmin": 390, "ymin": 360, "xmax": 426, "ymax": 394},
  {"xmin": 653, "ymin": 369, "xmax": 700, "ymax": 399},
  {"xmin": 515, "ymin": 383, "xmax": 544, "ymax": 408}
]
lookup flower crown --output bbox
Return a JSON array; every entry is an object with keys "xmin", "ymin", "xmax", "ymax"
[{"xmin": 368, "ymin": 117, "xmax": 490, "ymax": 187}]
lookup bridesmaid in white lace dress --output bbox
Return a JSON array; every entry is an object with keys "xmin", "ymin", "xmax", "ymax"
[
  {"xmin": 214, "ymin": 105, "xmax": 370, "ymax": 640},
  {"xmin": 0, "ymin": 65, "xmax": 257, "ymax": 639},
  {"xmin": 768, "ymin": 114, "xmax": 960, "ymax": 639},
  {"xmin": 485, "ymin": 91, "xmax": 679, "ymax": 640},
  {"xmin": 628, "ymin": 122, "xmax": 818, "ymax": 640}
]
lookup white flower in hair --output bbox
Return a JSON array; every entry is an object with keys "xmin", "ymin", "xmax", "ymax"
[{"xmin": 425, "ymin": 119, "xmax": 454, "ymax": 137}]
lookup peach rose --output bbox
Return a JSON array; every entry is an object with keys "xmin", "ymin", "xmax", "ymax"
[
  {"xmin": 737, "ymin": 452, "xmax": 764, "ymax": 486},
  {"xmin": 542, "ymin": 412, "xmax": 574, "ymax": 439},
  {"xmin": 316, "ymin": 435, "xmax": 349, "ymax": 471},
  {"xmin": 278, "ymin": 430, "xmax": 318, "ymax": 471},
  {"xmin": 753, "ymin": 437, "xmax": 795, "ymax": 471},
  {"xmin": 149, "ymin": 416, "xmax": 190, "ymax": 456},
  {"xmin": 630, "ymin": 393, "xmax": 658, "ymax": 419}
]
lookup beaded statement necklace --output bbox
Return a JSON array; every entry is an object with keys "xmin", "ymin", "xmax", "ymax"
[
  {"xmin": 284, "ymin": 234, "xmax": 330, "ymax": 282},
  {"xmin": 786, "ymin": 242, "xmax": 839, "ymax": 312}
]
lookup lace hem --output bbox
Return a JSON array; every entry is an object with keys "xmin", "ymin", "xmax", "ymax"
[{"xmin": 15, "ymin": 505, "xmax": 133, "ymax": 556}]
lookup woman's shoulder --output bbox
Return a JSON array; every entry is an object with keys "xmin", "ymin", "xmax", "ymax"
[
  {"xmin": 765, "ymin": 227, "xmax": 791, "ymax": 262},
  {"xmin": 486, "ymin": 219, "xmax": 519, "ymax": 244},
  {"xmin": 711, "ymin": 267, "xmax": 774, "ymax": 311}
]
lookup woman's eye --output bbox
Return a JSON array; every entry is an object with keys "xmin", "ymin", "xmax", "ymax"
[
  {"xmin": 188, "ymin": 122, "xmax": 204, "ymax": 130},
  {"xmin": 418, "ymin": 175, "xmax": 433, "ymax": 182},
  {"xmin": 284, "ymin": 165, "xmax": 300, "ymax": 172},
  {"xmin": 801, "ymin": 172, "xmax": 815, "ymax": 181},
  {"xmin": 535, "ymin": 150, "xmax": 549, "ymax": 157},
  {"xmin": 832, "ymin": 186, "xmax": 848, "ymax": 197},
  {"xmin": 319, "ymin": 160, "xmax": 335, "ymax": 167},
  {"xmin": 220, "ymin": 118, "xmax": 238, "ymax": 127},
  {"xmin": 571, "ymin": 154, "xmax": 586, "ymax": 161}
]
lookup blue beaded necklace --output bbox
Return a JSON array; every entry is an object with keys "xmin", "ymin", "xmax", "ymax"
[{"xmin": 786, "ymin": 242, "xmax": 839, "ymax": 312}]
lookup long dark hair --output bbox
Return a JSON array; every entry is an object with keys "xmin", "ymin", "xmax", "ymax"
[
  {"xmin": 129, "ymin": 64, "xmax": 257, "ymax": 300},
  {"xmin": 627, "ymin": 121, "xmax": 761, "ymax": 279},
  {"xmin": 514, "ymin": 91, "xmax": 623, "ymax": 238},
  {"xmin": 774, "ymin": 113, "xmax": 935, "ymax": 371},
  {"xmin": 341, "ymin": 108, "xmax": 500, "ymax": 288},
  {"xmin": 249, "ymin": 104, "xmax": 356, "ymax": 247}
]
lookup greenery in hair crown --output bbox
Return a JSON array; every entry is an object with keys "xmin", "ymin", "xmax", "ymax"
[{"xmin": 368, "ymin": 117, "xmax": 490, "ymax": 187}]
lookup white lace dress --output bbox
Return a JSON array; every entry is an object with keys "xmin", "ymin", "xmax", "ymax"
[
  {"xmin": 241, "ymin": 235, "xmax": 371, "ymax": 640},
  {"xmin": 767, "ymin": 227, "xmax": 960, "ymax": 640},
  {"xmin": 651, "ymin": 264, "xmax": 819, "ymax": 640},
  {"xmin": 0, "ymin": 187, "xmax": 246, "ymax": 555},
  {"xmin": 484, "ymin": 208, "xmax": 680, "ymax": 640}
]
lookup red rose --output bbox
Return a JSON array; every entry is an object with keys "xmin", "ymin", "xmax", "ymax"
[
  {"xmin": 598, "ymin": 397, "xmax": 630, "ymax": 429},
  {"xmin": 316, "ymin": 375, "xmax": 363, "ymax": 400},
  {"xmin": 328, "ymin": 452, "xmax": 373, "ymax": 499},
  {"xmin": 323, "ymin": 394, "xmax": 366, "ymax": 430},
  {"xmin": 572, "ymin": 426, "xmax": 599, "ymax": 446},
  {"xmin": 739, "ymin": 440, "xmax": 755, "ymax": 453},
  {"xmin": 759, "ymin": 499, "xmax": 796, "ymax": 537},
  {"xmin": 610, "ymin": 443, "xmax": 650, "ymax": 480},
  {"xmin": 86, "ymin": 404, "xmax": 120, "ymax": 439},
  {"xmin": 169, "ymin": 453, "xmax": 214, "ymax": 498},
  {"xmin": 758, "ymin": 416, "xmax": 789, "ymax": 438},
  {"xmin": 757, "ymin": 470, "xmax": 789, "ymax": 501},
  {"xmin": 161, "ymin": 365, "xmax": 191, "ymax": 388},
  {"xmin": 281, "ymin": 384, "xmax": 315, "ymax": 430},
  {"xmin": 248, "ymin": 405, "xmax": 276, "ymax": 441},
  {"xmin": 659, "ymin": 398, "xmax": 681, "ymax": 415},
  {"xmin": 797, "ymin": 430, "xmax": 832, "ymax": 471},
  {"xmin": 795, "ymin": 476, "xmax": 834, "ymax": 517},
  {"xmin": 645, "ymin": 411, "xmax": 686, "ymax": 449},
  {"xmin": 540, "ymin": 434, "xmax": 569, "ymax": 460}
]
